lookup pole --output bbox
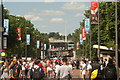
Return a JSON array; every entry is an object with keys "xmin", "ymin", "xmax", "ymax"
[
  {"xmin": 25, "ymin": 29, "xmax": 27, "ymax": 60},
  {"xmin": 36, "ymin": 49, "xmax": 37, "ymax": 59},
  {"xmin": 25, "ymin": 40, "xmax": 27, "ymax": 60},
  {"xmin": 83, "ymin": 42, "xmax": 85, "ymax": 57},
  {"xmin": 0, "ymin": 0, "xmax": 3, "ymax": 77},
  {"xmin": 90, "ymin": 25, "xmax": 92, "ymax": 60},
  {"xmin": 115, "ymin": 1, "xmax": 119, "ymax": 80},
  {"xmin": 98, "ymin": 1, "xmax": 100, "ymax": 58}
]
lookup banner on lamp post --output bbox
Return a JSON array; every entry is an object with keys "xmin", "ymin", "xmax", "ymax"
[
  {"xmin": 44, "ymin": 44, "xmax": 46, "ymax": 50},
  {"xmin": 80, "ymin": 34, "xmax": 83, "ymax": 44},
  {"xmin": 16, "ymin": 28, "xmax": 21, "ymax": 40},
  {"xmin": 52, "ymin": 46, "xmax": 54, "ymax": 51},
  {"xmin": 91, "ymin": 1, "xmax": 98, "ymax": 24},
  {"xmin": 49, "ymin": 45, "xmax": 51, "ymax": 49},
  {"xmin": 76, "ymin": 42, "xmax": 79, "ymax": 50},
  {"xmin": 26, "ymin": 34, "xmax": 30, "ymax": 45},
  {"xmin": 37, "ymin": 40, "xmax": 40, "ymax": 49},
  {"xmin": 85, "ymin": 19, "xmax": 90, "ymax": 34},
  {"xmin": 3, "ymin": 19, "xmax": 9, "ymax": 35},
  {"xmin": 82, "ymin": 27, "xmax": 86, "ymax": 40}
]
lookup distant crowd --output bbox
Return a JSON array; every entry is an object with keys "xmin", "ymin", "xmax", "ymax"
[{"xmin": 0, "ymin": 56, "xmax": 117, "ymax": 80}]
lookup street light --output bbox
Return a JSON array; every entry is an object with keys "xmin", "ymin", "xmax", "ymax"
[
  {"xmin": 115, "ymin": 1, "xmax": 119, "ymax": 80},
  {"xmin": 25, "ymin": 27, "xmax": 28, "ymax": 60}
]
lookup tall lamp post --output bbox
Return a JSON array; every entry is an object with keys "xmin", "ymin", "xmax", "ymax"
[
  {"xmin": 115, "ymin": 1, "xmax": 119, "ymax": 80},
  {"xmin": 25, "ymin": 27, "xmax": 29, "ymax": 60},
  {"xmin": 0, "ymin": 0, "xmax": 3, "ymax": 77}
]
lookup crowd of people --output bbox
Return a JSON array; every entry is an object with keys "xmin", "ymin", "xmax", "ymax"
[{"xmin": 0, "ymin": 56, "xmax": 118, "ymax": 80}]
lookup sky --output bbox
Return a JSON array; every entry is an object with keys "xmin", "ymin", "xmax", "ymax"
[{"xmin": 3, "ymin": 2, "xmax": 90, "ymax": 35}]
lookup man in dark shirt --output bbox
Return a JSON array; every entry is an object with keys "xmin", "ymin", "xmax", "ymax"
[{"xmin": 9, "ymin": 59, "xmax": 22, "ymax": 80}]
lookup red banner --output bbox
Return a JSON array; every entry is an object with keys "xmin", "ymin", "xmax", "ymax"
[
  {"xmin": 82, "ymin": 27, "xmax": 86, "ymax": 40},
  {"xmin": 16, "ymin": 28, "xmax": 21, "ymax": 40},
  {"xmin": 52, "ymin": 46, "xmax": 54, "ymax": 50},
  {"xmin": 91, "ymin": 2, "xmax": 98, "ymax": 11},
  {"xmin": 91, "ymin": 1, "xmax": 98, "ymax": 24},
  {"xmin": 76, "ymin": 42, "xmax": 79, "ymax": 50}
]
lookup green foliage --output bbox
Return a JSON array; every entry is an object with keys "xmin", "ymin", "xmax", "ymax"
[
  {"xmin": 3, "ymin": 8, "xmax": 49, "ymax": 58},
  {"xmin": 69, "ymin": 2, "xmax": 120, "ymax": 58},
  {"xmin": 48, "ymin": 32, "xmax": 65, "ymax": 40}
]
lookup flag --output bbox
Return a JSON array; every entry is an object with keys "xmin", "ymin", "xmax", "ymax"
[
  {"xmin": 3, "ymin": 19, "xmax": 9, "ymax": 35},
  {"xmin": 52, "ymin": 46, "xmax": 54, "ymax": 51},
  {"xmin": 44, "ymin": 44, "xmax": 46, "ymax": 50},
  {"xmin": 85, "ymin": 19, "xmax": 90, "ymax": 34},
  {"xmin": 91, "ymin": 1, "xmax": 98, "ymax": 24},
  {"xmin": 26, "ymin": 34, "xmax": 30, "ymax": 45},
  {"xmin": 16, "ymin": 28, "xmax": 21, "ymax": 40},
  {"xmin": 76, "ymin": 42, "xmax": 79, "ymax": 50},
  {"xmin": 37, "ymin": 40, "xmax": 40, "ymax": 49},
  {"xmin": 80, "ymin": 34, "xmax": 83, "ymax": 44},
  {"xmin": 82, "ymin": 27, "xmax": 86, "ymax": 40},
  {"xmin": 49, "ymin": 45, "xmax": 51, "ymax": 49}
]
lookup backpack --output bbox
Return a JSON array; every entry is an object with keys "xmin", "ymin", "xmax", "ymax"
[
  {"xmin": 32, "ymin": 67, "xmax": 45, "ymax": 79},
  {"xmin": 91, "ymin": 69, "xmax": 98, "ymax": 80},
  {"xmin": 91, "ymin": 62, "xmax": 101, "ymax": 80}
]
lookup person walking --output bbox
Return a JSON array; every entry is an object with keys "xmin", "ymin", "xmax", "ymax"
[
  {"xmin": 80, "ymin": 60, "xmax": 86, "ymax": 80},
  {"xmin": 56, "ymin": 57, "xmax": 72, "ymax": 80},
  {"xmin": 30, "ymin": 60, "xmax": 45, "ymax": 80},
  {"xmin": 104, "ymin": 59, "xmax": 117, "ymax": 80},
  {"xmin": 91, "ymin": 57, "xmax": 101, "ymax": 80},
  {"xmin": 1, "ymin": 61, "xmax": 9, "ymax": 80},
  {"xmin": 9, "ymin": 59, "xmax": 22, "ymax": 80}
]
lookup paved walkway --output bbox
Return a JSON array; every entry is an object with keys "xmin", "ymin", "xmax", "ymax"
[{"xmin": 72, "ymin": 69, "xmax": 81, "ymax": 79}]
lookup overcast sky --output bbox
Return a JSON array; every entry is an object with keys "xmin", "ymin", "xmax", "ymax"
[{"xmin": 4, "ymin": 2, "xmax": 90, "ymax": 35}]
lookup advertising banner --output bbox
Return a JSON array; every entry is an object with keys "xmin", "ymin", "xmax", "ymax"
[
  {"xmin": 26, "ymin": 34, "xmax": 30, "ymax": 45},
  {"xmin": 37, "ymin": 40, "xmax": 40, "ymax": 49},
  {"xmin": 91, "ymin": 1, "xmax": 98, "ymax": 24},
  {"xmin": 49, "ymin": 45, "xmax": 51, "ymax": 49},
  {"xmin": 3, "ymin": 19, "xmax": 9, "ymax": 35},
  {"xmin": 16, "ymin": 28, "xmax": 21, "ymax": 40},
  {"xmin": 44, "ymin": 44, "xmax": 46, "ymax": 50},
  {"xmin": 85, "ymin": 19, "xmax": 90, "ymax": 34},
  {"xmin": 80, "ymin": 34, "xmax": 83, "ymax": 44},
  {"xmin": 82, "ymin": 27, "xmax": 86, "ymax": 40},
  {"xmin": 76, "ymin": 42, "xmax": 79, "ymax": 50}
]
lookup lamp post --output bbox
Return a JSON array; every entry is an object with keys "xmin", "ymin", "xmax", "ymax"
[
  {"xmin": 25, "ymin": 27, "xmax": 28, "ymax": 60},
  {"xmin": 115, "ymin": 1, "xmax": 119, "ymax": 80},
  {"xmin": 0, "ymin": 0, "xmax": 3, "ymax": 77}
]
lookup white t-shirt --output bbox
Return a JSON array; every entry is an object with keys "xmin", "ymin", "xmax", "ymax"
[
  {"xmin": 56, "ymin": 65, "xmax": 72, "ymax": 78},
  {"xmin": 81, "ymin": 63, "xmax": 86, "ymax": 75},
  {"xmin": 87, "ymin": 64, "xmax": 92, "ymax": 71}
]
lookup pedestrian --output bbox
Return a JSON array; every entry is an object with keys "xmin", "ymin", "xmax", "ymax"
[
  {"xmin": 30, "ymin": 60, "xmax": 45, "ymax": 80},
  {"xmin": 1, "ymin": 61, "xmax": 9, "ymax": 80},
  {"xmin": 80, "ymin": 60, "xmax": 86, "ymax": 79},
  {"xmin": 56, "ymin": 57, "xmax": 72, "ymax": 80},
  {"xmin": 91, "ymin": 57, "xmax": 101, "ymax": 80},
  {"xmin": 76, "ymin": 60, "xmax": 80, "ymax": 69},
  {"xmin": 104, "ymin": 58, "xmax": 117, "ymax": 80},
  {"xmin": 86, "ymin": 60, "xmax": 92, "ymax": 79},
  {"xmin": 9, "ymin": 59, "xmax": 22, "ymax": 80}
]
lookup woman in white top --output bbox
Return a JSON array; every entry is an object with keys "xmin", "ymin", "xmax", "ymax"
[
  {"xmin": 80, "ymin": 60, "xmax": 86, "ymax": 79},
  {"xmin": 1, "ymin": 62, "xmax": 9, "ymax": 80}
]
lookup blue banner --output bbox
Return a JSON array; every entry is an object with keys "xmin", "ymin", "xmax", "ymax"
[
  {"xmin": 26, "ymin": 34, "xmax": 30, "ymax": 45},
  {"xmin": 4, "ymin": 19, "xmax": 9, "ymax": 35},
  {"xmin": 37, "ymin": 40, "xmax": 40, "ymax": 49},
  {"xmin": 85, "ymin": 19, "xmax": 90, "ymax": 34},
  {"xmin": 44, "ymin": 44, "xmax": 46, "ymax": 50},
  {"xmin": 49, "ymin": 45, "xmax": 51, "ymax": 49},
  {"xmin": 80, "ymin": 34, "xmax": 83, "ymax": 44}
]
